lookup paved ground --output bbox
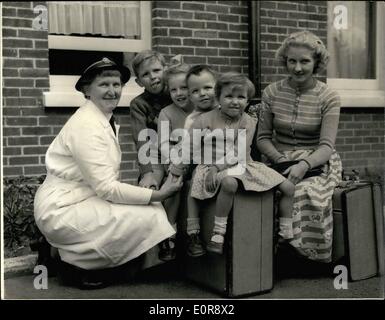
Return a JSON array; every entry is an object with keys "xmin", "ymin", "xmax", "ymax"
[{"xmin": 3, "ymin": 261, "xmax": 384, "ymax": 300}]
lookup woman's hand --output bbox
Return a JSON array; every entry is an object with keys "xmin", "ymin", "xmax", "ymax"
[
  {"xmin": 205, "ymin": 166, "xmax": 218, "ymax": 193},
  {"xmin": 151, "ymin": 174, "xmax": 183, "ymax": 202},
  {"xmin": 283, "ymin": 161, "xmax": 309, "ymax": 185},
  {"xmin": 139, "ymin": 172, "xmax": 159, "ymax": 190}
]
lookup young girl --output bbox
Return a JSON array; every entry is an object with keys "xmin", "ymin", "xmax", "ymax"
[
  {"xmin": 157, "ymin": 62, "xmax": 194, "ymax": 261},
  {"xmin": 172, "ymin": 72, "xmax": 295, "ymax": 255}
]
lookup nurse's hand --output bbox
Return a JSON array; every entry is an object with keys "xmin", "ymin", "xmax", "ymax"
[
  {"xmin": 151, "ymin": 175, "xmax": 183, "ymax": 202},
  {"xmin": 139, "ymin": 172, "xmax": 159, "ymax": 190}
]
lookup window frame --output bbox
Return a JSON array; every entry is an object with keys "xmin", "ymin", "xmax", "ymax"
[
  {"xmin": 43, "ymin": 1, "xmax": 151, "ymax": 107},
  {"xmin": 326, "ymin": 2, "xmax": 385, "ymax": 108}
]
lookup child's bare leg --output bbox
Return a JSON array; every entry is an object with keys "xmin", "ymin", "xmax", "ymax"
[
  {"xmin": 187, "ymin": 192, "xmax": 200, "ymax": 234},
  {"xmin": 277, "ymin": 179, "xmax": 295, "ymax": 239},
  {"xmin": 163, "ymin": 192, "xmax": 181, "ymax": 227},
  {"xmin": 207, "ymin": 177, "xmax": 238, "ymax": 254}
]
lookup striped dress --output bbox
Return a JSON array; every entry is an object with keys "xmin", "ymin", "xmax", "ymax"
[{"xmin": 257, "ymin": 78, "xmax": 342, "ymax": 263}]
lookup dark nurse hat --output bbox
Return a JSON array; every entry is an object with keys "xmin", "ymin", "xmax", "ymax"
[{"xmin": 75, "ymin": 57, "xmax": 131, "ymax": 92}]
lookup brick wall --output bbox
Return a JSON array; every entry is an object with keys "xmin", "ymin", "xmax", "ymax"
[
  {"xmin": 152, "ymin": 1, "xmax": 249, "ymax": 74},
  {"xmin": 2, "ymin": 1, "xmax": 384, "ymax": 182},
  {"xmin": 2, "ymin": 1, "xmax": 138, "ymax": 183}
]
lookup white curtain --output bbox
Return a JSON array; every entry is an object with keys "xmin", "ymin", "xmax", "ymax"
[
  {"xmin": 327, "ymin": 1, "xmax": 374, "ymax": 79},
  {"xmin": 48, "ymin": 1, "xmax": 141, "ymax": 38}
]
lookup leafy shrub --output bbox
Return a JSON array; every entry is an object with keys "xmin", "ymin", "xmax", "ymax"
[{"xmin": 3, "ymin": 175, "xmax": 46, "ymax": 251}]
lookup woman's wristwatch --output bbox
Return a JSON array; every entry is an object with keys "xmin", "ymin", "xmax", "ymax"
[{"xmin": 300, "ymin": 159, "xmax": 311, "ymax": 170}]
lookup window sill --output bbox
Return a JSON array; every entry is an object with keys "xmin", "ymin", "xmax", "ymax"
[{"xmin": 337, "ymin": 89, "xmax": 385, "ymax": 108}]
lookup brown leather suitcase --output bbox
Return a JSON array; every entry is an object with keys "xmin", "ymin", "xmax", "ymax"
[
  {"xmin": 332, "ymin": 181, "xmax": 384, "ymax": 281},
  {"xmin": 178, "ymin": 186, "xmax": 274, "ymax": 297}
]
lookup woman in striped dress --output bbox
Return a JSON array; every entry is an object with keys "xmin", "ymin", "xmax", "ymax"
[{"xmin": 257, "ymin": 31, "xmax": 342, "ymax": 263}]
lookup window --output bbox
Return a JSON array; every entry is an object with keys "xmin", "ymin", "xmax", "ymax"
[
  {"xmin": 44, "ymin": 1, "xmax": 151, "ymax": 107},
  {"xmin": 326, "ymin": 1, "xmax": 385, "ymax": 107}
]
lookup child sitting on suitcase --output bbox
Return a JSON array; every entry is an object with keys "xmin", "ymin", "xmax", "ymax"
[
  {"xmin": 130, "ymin": 50, "xmax": 172, "ymax": 190},
  {"xmin": 169, "ymin": 64, "xmax": 219, "ymax": 257},
  {"xmin": 157, "ymin": 62, "xmax": 194, "ymax": 261},
  {"xmin": 171, "ymin": 72, "xmax": 295, "ymax": 255}
]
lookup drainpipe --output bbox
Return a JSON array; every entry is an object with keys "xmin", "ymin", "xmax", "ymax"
[{"xmin": 248, "ymin": 0, "xmax": 261, "ymax": 102}]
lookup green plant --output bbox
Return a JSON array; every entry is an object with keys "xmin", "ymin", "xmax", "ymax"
[{"xmin": 3, "ymin": 175, "xmax": 46, "ymax": 251}]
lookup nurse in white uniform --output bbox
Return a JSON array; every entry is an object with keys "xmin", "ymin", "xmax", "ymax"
[{"xmin": 34, "ymin": 57, "xmax": 182, "ymax": 288}]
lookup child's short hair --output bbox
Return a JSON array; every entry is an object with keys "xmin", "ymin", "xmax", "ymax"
[
  {"xmin": 215, "ymin": 72, "xmax": 255, "ymax": 100},
  {"xmin": 132, "ymin": 50, "xmax": 167, "ymax": 77},
  {"xmin": 186, "ymin": 64, "xmax": 217, "ymax": 84},
  {"xmin": 164, "ymin": 63, "xmax": 191, "ymax": 83}
]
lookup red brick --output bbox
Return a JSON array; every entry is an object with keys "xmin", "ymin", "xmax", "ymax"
[
  {"xmin": 3, "ymin": 68, "xmax": 20, "ymax": 77},
  {"xmin": 278, "ymin": 19, "xmax": 298, "ymax": 27},
  {"xmin": 35, "ymin": 59, "xmax": 49, "ymax": 68},
  {"xmin": 39, "ymin": 116, "xmax": 68, "ymax": 126},
  {"xmin": 218, "ymin": 14, "xmax": 239, "ymax": 23},
  {"xmin": 3, "ymin": 7, "xmax": 17, "ymax": 16},
  {"xmin": 170, "ymin": 47, "xmax": 195, "ymax": 55},
  {"xmin": 8, "ymin": 136, "xmax": 39, "ymax": 146},
  {"xmin": 230, "ymin": 6, "xmax": 248, "ymax": 15},
  {"xmin": 35, "ymin": 79, "xmax": 50, "ymax": 87},
  {"xmin": 6, "ymin": 117, "xmax": 38, "ymax": 126},
  {"xmin": 152, "ymin": 9, "xmax": 168, "ymax": 18},
  {"xmin": 169, "ymin": 10, "xmax": 193, "ymax": 20},
  {"xmin": 219, "ymin": 31, "xmax": 241, "ymax": 40},
  {"xmin": 24, "ymin": 166, "xmax": 47, "ymax": 175},
  {"xmin": 195, "ymin": 12, "xmax": 217, "ymax": 21},
  {"xmin": 183, "ymin": 39, "xmax": 207, "ymax": 47},
  {"xmin": 3, "ymin": 78, "xmax": 33, "ymax": 87},
  {"xmin": 154, "ymin": 2, "xmax": 181, "ymax": 9},
  {"xmin": 183, "ymin": 56, "xmax": 207, "ymax": 64},
  {"xmin": 20, "ymin": 69, "xmax": 48, "ymax": 78},
  {"xmin": 3, "ymin": 166, "xmax": 23, "ymax": 176},
  {"xmin": 153, "ymin": 19, "xmax": 181, "ymax": 28},
  {"xmin": 39, "ymin": 136, "xmax": 55, "ymax": 145},
  {"xmin": 2, "ymin": 28, "xmax": 17, "ymax": 37},
  {"xmin": 182, "ymin": 2, "xmax": 204, "ymax": 11},
  {"xmin": 34, "ymin": 40, "xmax": 48, "ymax": 49},
  {"xmin": 3, "ymin": 87, "xmax": 20, "ymax": 97},
  {"xmin": 154, "ymin": 37, "xmax": 181, "ymax": 46},
  {"xmin": 208, "ymin": 57, "xmax": 230, "ymax": 65},
  {"xmin": 3, "ymin": 107, "xmax": 21, "ymax": 116},
  {"xmin": 182, "ymin": 21, "xmax": 205, "ymax": 29},
  {"xmin": 5, "ymin": 97, "xmax": 37, "ymax": 106},
  {"xmin": 3, "ymin": 147, "xmax": 22, "ymax": 156},
  {"xmin": 206, "ymin": 4, "xmax": 229, "ymax": 14},
  {"xmin": 194, "ymin": 30, "xmax": 218, "ymax": 38},
  {"xmin": 219, "ymin": 49, "xmax": 241, "ymax": 57},
  {"xmin": 230, "ymin": 41, "xmax": 248, "ymax": 49},
  {"xmin": 3, "ymin": 17, "xmax": 32, "ymax": 28},
  {"xmin": 277, "ymin": 2, "xmax": 298, "ymax": 10},
  {"xmin": 3, "ymin": 2, "xmax": 32, "ymax": 8},
  {"xmin": 3, "ymin": 58, "xmax": 34, "ymax": 68},
  {"xmin": 207, "ymin": 40, "xmax": 229, "ymax": 48},
  {"xmin": 22, "ymin": 127, "xmax": 52, "ymax": 136},
  {"xmin": 19, "ymin": 49, "xmax": 48, "ymax": 58},
  {"xmin": 17, "ymin": 8, "xmax": 37, "ymax": 18},
  {"xmin": 9, "ymin": 156, "xmax": 39, "ymax": 165},
  {"xmin": 229, "ymin": 24, "xmax": 248, "ymax": 32},
  {"xmin": 21, "ymin": 107, "xmax": 46, "ymax": 116},
  {"xmin": 18, "ymin": 29, "xmax": 47, "ymax": 39},
  {"xmin": 195, "ymin": 48, "xmax": 218, "ymax": 56},
  {"xmin": 206, "ymin": 22, "xmax": 228, "ymax": 31},
  {"xmin": 169, "ymin": 29, "xmax": 193, "ymax": 37}
]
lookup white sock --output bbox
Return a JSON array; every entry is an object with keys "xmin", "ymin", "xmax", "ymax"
[
  {"xmin": 187, "ymin": 218, "xmax": 200, "ymax": 235},
  {"xmin": 279, "ymin": 217, "xmax": 293, "ymax": 239}
]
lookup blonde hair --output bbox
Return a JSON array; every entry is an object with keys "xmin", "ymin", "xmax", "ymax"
[
  {"xmin": 215, "ymin": 72, "xmax": 255, "ymax": 100},
  {"xmin": 276, "ymin": 30, "xmax": 329, "ymax": 74},
  {"xmin": 164, "ymin": 63, "xmax": 191, "ymax": 83},
  {"xmin": 132, "ymin": 50, "xmax": 166, "ymax": 77}
]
